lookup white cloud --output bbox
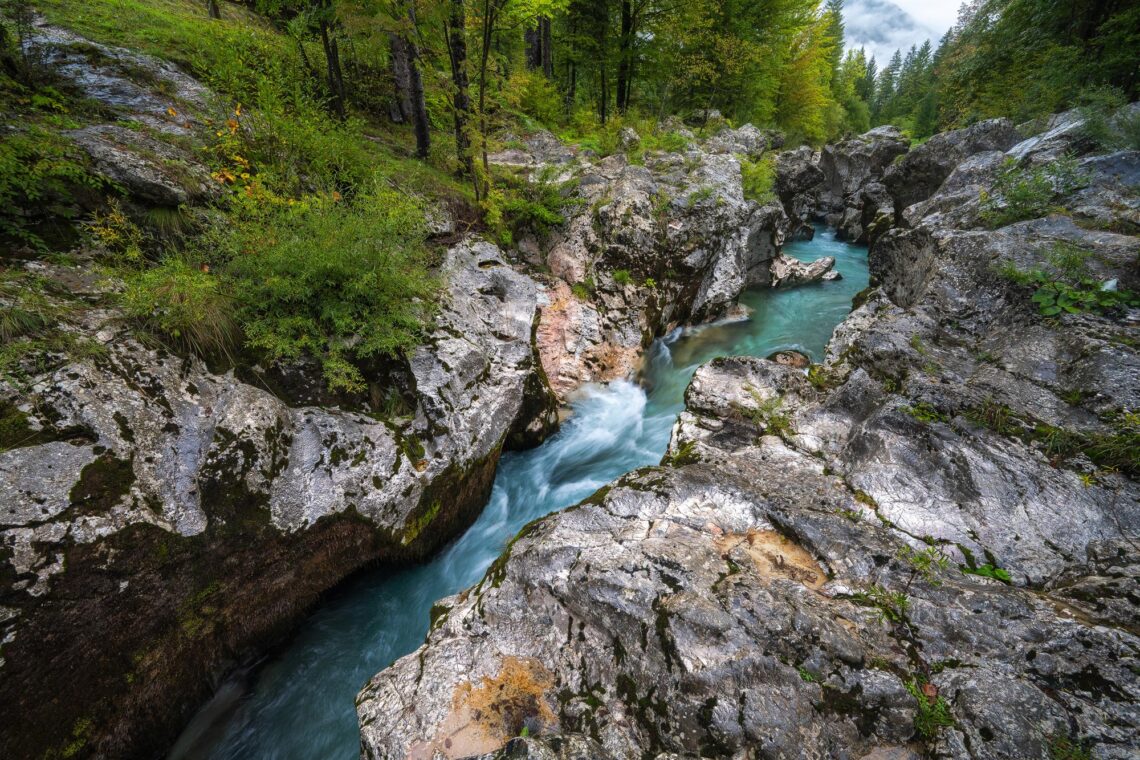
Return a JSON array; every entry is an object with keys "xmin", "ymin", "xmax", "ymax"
[{"xmin": 842, "ymin": 0, "xmax": 962, "ymax": 66}]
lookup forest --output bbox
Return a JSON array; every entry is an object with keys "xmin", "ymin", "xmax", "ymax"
[{"xmin": 1, "ymin": 0, "xmax": 1137, "ymax": 394}]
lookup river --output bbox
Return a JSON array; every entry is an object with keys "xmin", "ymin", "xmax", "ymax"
[{"xmin": 172, "ymin": 229, "xmax": 869, "ymax": 760}]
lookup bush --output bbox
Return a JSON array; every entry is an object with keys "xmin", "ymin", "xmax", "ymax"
[
  {"xmin": 0, "ymin": 126, "xmax": 109, "ymax": 249},
  {"xmin": 980, "ymin": 157, "xmax": 1089, "ymax": 228},
  {"xmin": 1077, "ymin": 85, "xmax": 1140, "ymax": 151},
  {"xmin": 123, "ymin": 256, "xmax": 237, "ymax": 358},
  {"xmin": 999, "ymin": 242, "xmax": 1139, "ymax": 317},
  {"xmin": 223, "ymin": 185, "xmax": 437, "ymax": 393},
  {"xmin": 741, "ymin": 156, "xmax": 776, "ymax": 204}
]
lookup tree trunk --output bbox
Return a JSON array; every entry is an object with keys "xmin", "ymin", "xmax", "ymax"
[
  {"xmin": 318, "ymin": 18, "xmax": 346, "ymax": 120},
  {"xmin": 207, "ymin": 0, "xmax": 221, "ymax": 20},
  {"xmin": 446, "ymin": 0, "xmax": 475, "ymax": 184},
  {"xmin": 600, "ymin": 67, "xmax": 608, "ymax": 124},
  {"xmin": 388, "ymin": 32, "xmax": 413, "ymax": 123},
  {"xmin": 616, "ymin": 0, "xmax": 631, "ymax": 113},
  {"xmin": 540, "ymin": 17, "xmax": 553, "ymax": 79},
  {"xmin": 525, "ymin": 24, "xmax": 540, "ymax": 70},
  {"xmin": 478, "ymin": 0, "xmax": 498, "ymax": 185},
  {"xmin": 403, "ymin": 1, "xmax": 431, "ymax": 160}
]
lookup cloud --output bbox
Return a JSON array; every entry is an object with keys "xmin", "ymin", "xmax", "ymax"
[{"xmin": 842, "ymin": 0, "xmax": 959, "ymax": 66}]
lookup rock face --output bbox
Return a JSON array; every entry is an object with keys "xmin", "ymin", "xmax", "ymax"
[
  {"xmin": 357, "ymin": 114, "xmax": 1140, "ymax": 759},
  {"xmin": 0, "ymin": 240, "xmax": 557, "ymax": 759},
  {"xmin": 883, "ymin": 118, "xmax": 1020, "ymax": 214},
  {"xmin": 502, "ymin": 125, "xmax": 820, "ymax": 399},
  {"xmin": 776, "ymin": 126, "xmax": 909, "ymax": 242}
]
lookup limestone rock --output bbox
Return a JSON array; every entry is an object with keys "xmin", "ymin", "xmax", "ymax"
[
  {"xmin": 0, "ymin": 239, "xmax": 557, "ymax": 759},
  {"xmin": 883, "ymin": 118, "xmax": 1020, "ymax": 213}
]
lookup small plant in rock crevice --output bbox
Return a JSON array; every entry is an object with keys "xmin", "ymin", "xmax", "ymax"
[
  {"xmin": 856, "ymin": 584, "xmax": 910, "ymax": 624},
  {"xmin": 905, "ymin": 678, "xmax": 955, "ymax": 739},
  {"xmin": 980, "ymin": 157, "xmax": 1089, "ymax": 228},
  {"xmin": 741, "ymin": 386, "xmax": 794, "ymax": 439},
  {"xmin": 897, "ymin": 544, "xmax": 949, "ymax": 589},
  {"xmin": 999, "ymin": 242, "xmax": 1139, "ymax": 317}
]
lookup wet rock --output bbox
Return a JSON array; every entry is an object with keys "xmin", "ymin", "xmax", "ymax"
[
  {"xmin": 29, "ymin": 19, "xmax": 211, "ymax": 133},
  {"xmin": 0, "ymin": 239, "xmax": 557, "ymax": 760},
  {"xmin": 70, "ymin": 125, "xmax": 217, "ymax": 206},
  {"xmin": 705, "ymin": 123, "xmax": 781, "ymax": 159},
  {"xmin": 777, "ymin": 127, "xmax": 908, "ymax": 240},
  {"xmin": 359, "ymin": 125, "xmax": 1140, "ymax": 760},
  {"xmin": 617, "ymin": 126, "xmax": 641, "ymax": 152},
  {"xmin": 768, "ymin": 350, "xmax": 811, "ymax": 369},
  {"xmin": 521, "ymin": 133, "xmax": 788, "ymax": 399},
  {"xmin": 769, "ymin": 252, "xmax": 837, "ymax": 287}
]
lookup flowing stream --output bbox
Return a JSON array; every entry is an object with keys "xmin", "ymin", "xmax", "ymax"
[{"xmin": 173, "ymin": 230, "xmax": 869, "ymax": 760}]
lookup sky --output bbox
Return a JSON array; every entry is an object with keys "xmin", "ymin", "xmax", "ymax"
[{"xmin": 843, "ymin": 0, "xmax": 962, "ymax": 67}]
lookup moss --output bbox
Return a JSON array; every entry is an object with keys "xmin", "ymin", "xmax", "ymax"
[
  {"xmin": 428, "ymin": 601, "xmax": 451, "ymax": 632},
  {"xmin": 68, "ymin": 454, "xmax": 135, "ymax": 514},
  {"xmin": 0, "ymin": 401, "xmax": 59, "ymax": 452},
  {"xmin": 401, "ymin": 499, "xmax": 441, "ymax": 546},
  {"xmin": 479, "ymin": 515, "xmax": 547, "ymax": 590},
  {"xmin": 661, "ymin": 439, "xmax": 700, "ymax": 467},
  {"xmin": 807, "ymin": 364, "xmax": 842, "ymax": 391}
]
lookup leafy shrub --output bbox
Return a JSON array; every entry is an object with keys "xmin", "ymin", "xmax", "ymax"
[
  {"xmin": 122, "ymin": 256, "xmax": 237, "ymax": 358},
  {"xmin": 905, "ymin": 678, "xmax": 954, "ymax": 739},
  {"xmin": 223, "ymin": 186, "xmax": 436, "ymax": 393},
  {"xmin": 740, "ymin": 156, "xmax": 777, "ymax": 204},
  {"xmin": 500, "ymin": 70, "xmax": 562, "ymax": 126},
  {"xmin": 1077, "ymin": 85, "xmax": 1140, "ymax": 151},
  {"xmin": 980, "ymin": 157, "xmax": 1089, "ymax": 228},
  {"xmin": 0, "ymin": 126, "xmax": 109, "ymax": 249},
  {"xmin": 999, "ymin": 242, "xmax": 1140, "ymax": 317}
]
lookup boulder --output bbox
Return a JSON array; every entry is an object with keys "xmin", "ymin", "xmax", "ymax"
[
  {"xmin": 883, "ymin": 118, "xmax": 1020, "ymax": 213},
  {"xmin": 70, "ymin": 125, "xmax": 217, "ymax": 206},
  {"xmin": 530, "ymin": 139, "xmax": 788, "ymax": 399}
]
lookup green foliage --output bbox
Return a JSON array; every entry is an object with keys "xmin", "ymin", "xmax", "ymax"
[
  {"xmin": 999, "ymin": 242, "xmax": 1140, "ymax": 317},
  {"xmin": 936, "ymin": 1, "xmax": 1140, "ymax": 128},
  {"xmin": 742, "ymin": 386, "xmax": 794, "ymax": 439},
  {"xmin": 490, "ymin": 168, "xmax": 577, "ymax": 246},
  {"xmin": 223, "ymin": 186, "xmax": 436, "ymax": 394},
  {"xmin": 980, "ymin": 158, "xmax": 1089, "ymax": 228},
  {"xmin": 0, "ymin": 125, "xmax": 110, "ymax": 249},
  {"xmin": 905, "ymin": 678, "xmax": 954, "ymax": 740},
  {"xmin": 961, "ymin": 563, "xmax": 1012, "ymax": 584},
  {"xmin": 0, "ymin": 269, "xmax": 105, "ymax": 385},
  {"xmin": 122, "ymin": 256, "xmax": 237, "ymax": 359},
  {"xmin": 857, "ymin": 585, "xmax": 909, "ymax": 624},
  {"xmin": 1077, "ymin": 86, "xmax": 1140, "ymax": 151},
  {"xmin": 903, "ymin": 402, "xmax": 948, "ymax": 424},
  {"xmin": 612, "ymin": 269, "xmax": 632, "ymax": 285},
  {"xmin": 897, "ymin": 544, "xmax": 949, "ymax": 587},
  {"xmin": 797, "ymin": 666, "xmax": 816, "ymax": 683},
  {"xmin": 740, "ymin": 156, "xmax": 776, "ymax": 204},
  {"xmin": 1047, "ymin": 734, "xmax": 1093, "ymax": 760}
]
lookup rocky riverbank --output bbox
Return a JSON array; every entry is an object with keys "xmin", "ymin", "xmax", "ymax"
[
  {"xmin": 0, "ymin": 21, "xmax": 840, "ymax": 760},
  {"xmin": 357, "ymin": 114, "xmax": 1140, "ymax": 758}
]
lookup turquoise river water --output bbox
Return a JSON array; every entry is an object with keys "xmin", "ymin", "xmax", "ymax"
[{"xmin": 172, "ymin": 229, "xmax": 868, "ymax": 760}]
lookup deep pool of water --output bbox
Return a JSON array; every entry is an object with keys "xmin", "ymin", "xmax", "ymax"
[{"xmin": 172, "ymin": 229, "xmax": 868, "ymax": 760}]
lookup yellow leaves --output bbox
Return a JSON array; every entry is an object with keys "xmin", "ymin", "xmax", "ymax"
[
  {"xmin": 212, "ymin": 168, "xmax": 237, "ymax": 185},
  {"xmin": 331, "ymin": 191, "xmax": 342, "ymax": 202},
  {"xmin": 226, "ymin": 118, "xmax": 239, "ymax": 134}
]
